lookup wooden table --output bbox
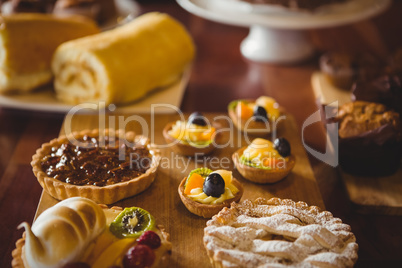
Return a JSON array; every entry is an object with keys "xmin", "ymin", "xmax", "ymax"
[{"xmin": 1, "ymin": 0, "xmax": 402, "ymax": 267}]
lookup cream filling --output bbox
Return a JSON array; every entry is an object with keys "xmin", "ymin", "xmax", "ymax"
[
  {"xmin": 187, "ymin": 184, "xmax": 238, "ymax": 205},
  {"xmin": 52, "ymin": 48, "xmax": 109, "ymax": 105},
  {"xmin": 168, "ymin": 120, "xmax": 215, "ymax": 145}
]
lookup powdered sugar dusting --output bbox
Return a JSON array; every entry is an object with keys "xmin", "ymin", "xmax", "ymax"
[{"xmin": 204, "ymin": 198, "xmax": 358, "ymax": 267}]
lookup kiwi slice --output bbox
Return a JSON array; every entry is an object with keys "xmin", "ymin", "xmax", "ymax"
[
  {"xmin": 185, "ymin": 167, "xmax": 212, "ymax": 187},
  {"xmin": 227, "ymin": 99, "xmax": 249, "ymax": 111},
  {"xmin": 109, "ymin": 207, "xmax": 155, "ymax": 239}
]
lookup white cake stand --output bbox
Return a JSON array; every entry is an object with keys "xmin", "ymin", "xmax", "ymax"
[{"xmin": 176, "ymin": 0, "xmax": 391, "ymax": 63}]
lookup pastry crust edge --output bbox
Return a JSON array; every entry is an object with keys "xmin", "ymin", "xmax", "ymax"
[
  {"xmin": 232, "ymin": 146, "xmax": 295, "ymax": 184},
  {"xmin": 162, "ymin": 122, "xmax": 219, "ymax": 156}
]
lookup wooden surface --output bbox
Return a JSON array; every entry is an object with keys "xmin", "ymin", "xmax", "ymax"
[
  {"xmin": 33, "ymin": 112, "xmax": 323, "ymax": 267},
  {"xmin": 2, "ymin": 0, "xmax": 402, "ymax": 267}
]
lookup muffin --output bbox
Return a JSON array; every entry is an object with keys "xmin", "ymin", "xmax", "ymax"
[{"xmin": 335, "ymin": 101, "xmax": 401, "ymax": 176}]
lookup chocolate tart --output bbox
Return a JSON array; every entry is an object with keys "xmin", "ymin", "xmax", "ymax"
[
  {"xmin": 178, "ymin": 176, "xmax": 243, "ymax": 218},
  {"xmin": 232, "ymin": 146, "xmax": 295, "ymax": 184},
  {"xmin": 163, "ymin": 122, "xmax": 219, "ymax": 156},
  {"xmin": 228, "ymin": 99, "xmax": 283, "ymax": 135},
  {"xmin": 204, "ymin": 197, "xmax": 358, "ymax": 268},
  {"xmin": 12, "ymin": 201, "xmax": 172, "ymax": 268},
  {"xmin": 31, "ymin": 129, "xmax": 160, "ymax": 204}
]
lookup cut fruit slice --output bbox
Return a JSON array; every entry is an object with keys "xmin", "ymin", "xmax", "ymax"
[
  {"xmin": 184, "ymin": 173, "xmax": 205, "ymax": 195},
  {"xmin": 211, "ymin": 170, "xmax": 232, "ymax": 186},
  {"xmin": 236, "ymin": 101, "xmax": 253, "ymax": 119},
  {"xmin": 109, "ymin": 207, "xmax": 155, "ymax": 239},
  {"xmin": 92, "ymin": 238, "xmax": 137, "ymax": 268}
]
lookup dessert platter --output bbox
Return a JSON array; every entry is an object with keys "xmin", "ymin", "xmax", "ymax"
[
  {"xmin": 6, "ymin": 6, "xmax": 360, "ymax": 267},
  {"xmin": 176, "ymin": 0, "xmax": 391, "ymax": 63},
  {"xmin": 312, "ymin": 51, "xmax": 402, "ymax": 215},
  {"xmin": 11, "ymin": 107, "xmax": 340, "ymax": 267}
]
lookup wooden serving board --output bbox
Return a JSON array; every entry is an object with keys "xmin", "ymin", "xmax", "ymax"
[
  {"xmin": 340, "ymin": 168, "xmax": 402, "ymax": 215},
  {"xmin": 311, "ymin": 72, "xmax": 402, "ymax": 215},
  {"xmin": 35, "ymin": 112, "xmax": 324, "ymax": 267},
  {"xmin": 311, "ymin": 71, "xmax": 352, "ymax": 107}
]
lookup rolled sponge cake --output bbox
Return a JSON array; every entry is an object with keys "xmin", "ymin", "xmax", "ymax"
[
  {"xmin": 0, "ymin": 13, "xmax": 99, "ymax": 93},
  {"xmin": 52, "ymin": 12, "xmax": 196, "ymax": 105}
]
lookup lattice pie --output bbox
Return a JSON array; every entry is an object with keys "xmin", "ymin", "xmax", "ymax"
[{"xmin": 204, "ymin": 198, "xmax": 358, "ymax": 267}]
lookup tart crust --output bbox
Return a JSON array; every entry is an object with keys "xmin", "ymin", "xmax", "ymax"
[
  {"xmin": 163, "ymin": 122, "xmax": 219, "ymax": 156},
  {"xmin": 11, "ymin": 205, "xmax": 172, "ymax": 268},
  {"xmin": 31, "ymin": 129, "xmax": 160, "ymax": 204},
  {"xmin": 228, "ymin": 99, "xmax": 283, "ymax": 135},
  {"xmin": 204, "ymin": 197, "xmax": 358, "ymax": 268},
  {"xmin": 178, "ymin": 176, "xmax": 244, "ymax": 218},
  {"xmin": 232, "ymin": 146, "xmax": 295, "ymax": 184}
]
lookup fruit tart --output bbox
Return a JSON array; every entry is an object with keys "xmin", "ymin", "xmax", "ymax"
[
  {"xmin": 12, "ymin": 197, "xmax": 172, "ymax": 268},
  {"xmin": 232, "ymin": 137, "xmax": 295, "ymax": 183},
  {"xmin": 204, "ymin": 197, "xmax": 358, "ymax": 268},
  {"xmin": 178, "ymin": 168, "xmax": 243, "ymax": 218},
  {"xmin": 163, "ymin": 112, "xmax": 219, "ymax": 156},
  {"xmin": 31, "ymin": 129, "xmax": 160, "ymax": 204},
  {"xmin": 228, "ymin": 96, "xmax": 282, "ymax": 135}
]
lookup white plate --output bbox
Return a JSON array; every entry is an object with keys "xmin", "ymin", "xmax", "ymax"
[
  {"xmin": 0, "ymin": 68, "xmax": 191, "ymax": 114},
  {"xmin": 177, "ymin": 0, "xmax": 391, "ymax": 29}
]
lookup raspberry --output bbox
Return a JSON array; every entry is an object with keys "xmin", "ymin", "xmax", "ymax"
[
  {"xmin": 123, "ymin": 244, "xmax": 155, "ymax": 268},
  {"xmin": 137, "ymin": 230, "xmax": 161, "ymax": 249}
]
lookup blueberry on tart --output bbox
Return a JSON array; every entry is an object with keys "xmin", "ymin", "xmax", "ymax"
[
  {"xmin": 163, "ymin": 112, "xmax": 219, "ymax": 156},
  {"xmin": 178, "ymin": 168, "xmax": 243, "ymax": 218},
  {"xmin": 232, "ymin": 138, "xmax": 295, "ymax": 184},
  {"xmin": 228, "ymin": 96, "xmax": 282, "ymax": 135}
]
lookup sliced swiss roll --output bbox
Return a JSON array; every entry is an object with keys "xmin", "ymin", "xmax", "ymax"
[
  {"xmin": 0, "ymin": 13, "xmax": 99, "ymax": 93},
  {"xmin": 52, "ymin": 12, "xmax": 195, "ymax": 105}
]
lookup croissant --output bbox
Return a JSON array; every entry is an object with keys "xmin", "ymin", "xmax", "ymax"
[
  {"xmin": 0, "ymin": 13, "xmax": 99, "ymax": 93},
  {"xmin": 19, "ymin": 197, "xmax": 106, "ymax": 268},
  {"xmin": 52, "ymin": 12, "xmax": 195, "ymax": 105}
]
